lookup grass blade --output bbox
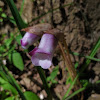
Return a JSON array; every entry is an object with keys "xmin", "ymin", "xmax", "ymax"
[
  {"xmin": 20, "ymin": 0, "xmax": 25, "ymax": 15},
  {"xmin": 65, "ymin": 79, "xmax": 100, "ymax": 100},
  {"xmin": 81, "ymin": 37, "xmax": 100, "ymax": 72},
  {"xmin": 29, "ymin": 3, "xmax": 73, "ymax": 24},
  {"xmin": 5, "ymin": 0, "xmax": 27, "ymax": 32},
  {"xmin": 1, "ymin": 65, "xmax": 27, "ymax": 100},
  {"xmin": 62, "ymin": 75, "xmax": 78, "ymax": 100},
  {"xmin": 65, "ymin": 87, "xmax": 85, "ymax": 100},
  {"xmin": 70, "ymin": 51, "xmax": 100, "ymax": 62}
]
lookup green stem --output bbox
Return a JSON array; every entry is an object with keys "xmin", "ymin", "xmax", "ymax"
[
  {"xmin": 36, "ymin": 67, "xmax": 52, "ymax": 100},
  {"xmin": 2, "ymin": 65, "xmax": 26, "ymax": 100},
  {"xmin": 5, "ymin": 0, "xmax": 27, "ymax": 35}
]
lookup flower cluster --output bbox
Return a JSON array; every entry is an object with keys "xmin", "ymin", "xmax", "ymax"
[{"xmin": 21, "ymin": 23, "xmax": 61, "ymax": 69}]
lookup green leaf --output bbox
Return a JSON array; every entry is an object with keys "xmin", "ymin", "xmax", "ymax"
[
  {"xmin": 4, "ymin": 44, "xmax": 16, "ymax": 58},
  {"xmin": 24, "ymin": 91, "xmax": 40, "ymax": 100},
  {"xmin": 12, "ymin": 50, "xmax": 24, "ymax": 71},
  {"xmin": 5, "ymin": 96, "xmax": 15, "ymax": 100},
  {"xmin": 0, "ymin": 90, "xmax": 9, "ymax": 100},
  {"xmin": 0, "ymin": 18, "xmax": 3, "ymax": 22},
  {"xmin": 74, "ymin": 62, "xmax": 79, "ymax": 69},
  {"xmin": 66, "ymin": 77, "xmax": 72, "ymax": 85},
  {"xmin": 0, "ymin": 8, "xmax": 3, "ymax": 12},
  {"xmin": 0, "ymin": 45, "xmax": 6, "ymax": 53},
  {"xmin": 52, "ymin": 80, "xmax": 58, "ymax": 84},
  {"xmin": 8, "ymin": 17, "xmax": 16, "ymax": 25},
  {"xmin": 15, "ymin": 34, "xmax": 22, "ymax": 45},
  {"xmin": 1, "ymin": 13, "xmax": 7, "ymax": 18},
  {"xmin": 96, "ymin": 80, "xmax": 100, "ymax": 84},
  {"xmin": 0, "ymin": 77, "xmax": 18, "ymax": 95},
  {"xmin": 47, "ymin": 66, "xmax": 59, "ymax": 82},
  {"xmin": 4, "ymin": 38, "xmax": 13, "ymax": 48},
  {"xmin": 80, "ymin": 79, "xmax": 89, "ymax": 87}
]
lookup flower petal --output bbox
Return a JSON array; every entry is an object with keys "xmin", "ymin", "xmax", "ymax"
[
  {"xmin": 29, "ymin": 33, "xmax": 58, "ymax": 69},
  {"xmin": 38, "ymin": 34, "xmax": 58, "ymax": 54},
  {"xmin": 31, "ymin": 52, "xmax": 52, "ymax": 69},
  {"xmin": 31, "ymin": 53, "xmax": 40, "ymax": 66},
  {"xmin": 39, "ymin": 59, "xmax": 52, "ymax": 69},
  {"xmin": 21, "ymin": 39, "xmax": 28, "ymax": 49},
  {"xmin": 29, "ymin": 47, "xmax": 38, "ymax": 56}
]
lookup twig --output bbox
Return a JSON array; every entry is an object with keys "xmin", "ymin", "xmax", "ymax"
[{"xmin": 58, "ymin": 41, "xmax": 83, "ymax": 99}]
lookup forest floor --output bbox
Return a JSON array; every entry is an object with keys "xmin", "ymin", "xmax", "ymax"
[{"xmin": 0, "ymin": 0, "xmax": 100, "ymax": 100}]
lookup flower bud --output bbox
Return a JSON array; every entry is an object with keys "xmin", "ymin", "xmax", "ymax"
[
  {"xmin": 21, "ymin": 23, "xmax": 53, "ymax": 49},
  {"xmin": 21, "ymin": 32, "xmax": 40, "ymax": 49}
]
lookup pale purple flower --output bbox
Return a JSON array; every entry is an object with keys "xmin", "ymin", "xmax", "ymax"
[
  {"xmin": 21, "ymin": 32, "xmax": 40, "ymax": 49},
  {"xmin": 29, "ymin": 33, "xmax": 58, "ymax": 69}
]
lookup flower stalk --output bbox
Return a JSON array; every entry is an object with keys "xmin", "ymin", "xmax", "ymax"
[
  {"xmin": 58, "ymin": 41, "xmax": 83, "ymax": 99},
  {"xmin": 58, "ymin": 42, "xmax": 75, "ymax": 81},
  {"xmin": 36, "ymin": 66, "xmax": 52, "ymax": 100}
]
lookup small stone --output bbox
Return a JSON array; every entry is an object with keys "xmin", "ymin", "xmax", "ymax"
[
  {"xmin": 2, "ymin": 60, "xmax": 6, "ymax": 65},
  {"xmin": 0, "ymin": 1, "xmax": 4, "ymax": 6},
  {"xmin": 39, "ymin": 94, "xmax": 44, "ymax": 100}
]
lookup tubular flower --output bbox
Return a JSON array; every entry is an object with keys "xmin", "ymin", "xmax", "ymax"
[
  {"xmin": 21, "ymin": 32, "xmax": 40, "ymax": 49},
  {"xmin": 29, "ymin": 33, "xmax": 58, "ymax": 69}
]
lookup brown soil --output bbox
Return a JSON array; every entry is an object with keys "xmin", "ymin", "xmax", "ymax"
[{"xmin": 0, "ymin": 0, "xmax": 100, "ymax": 100}]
